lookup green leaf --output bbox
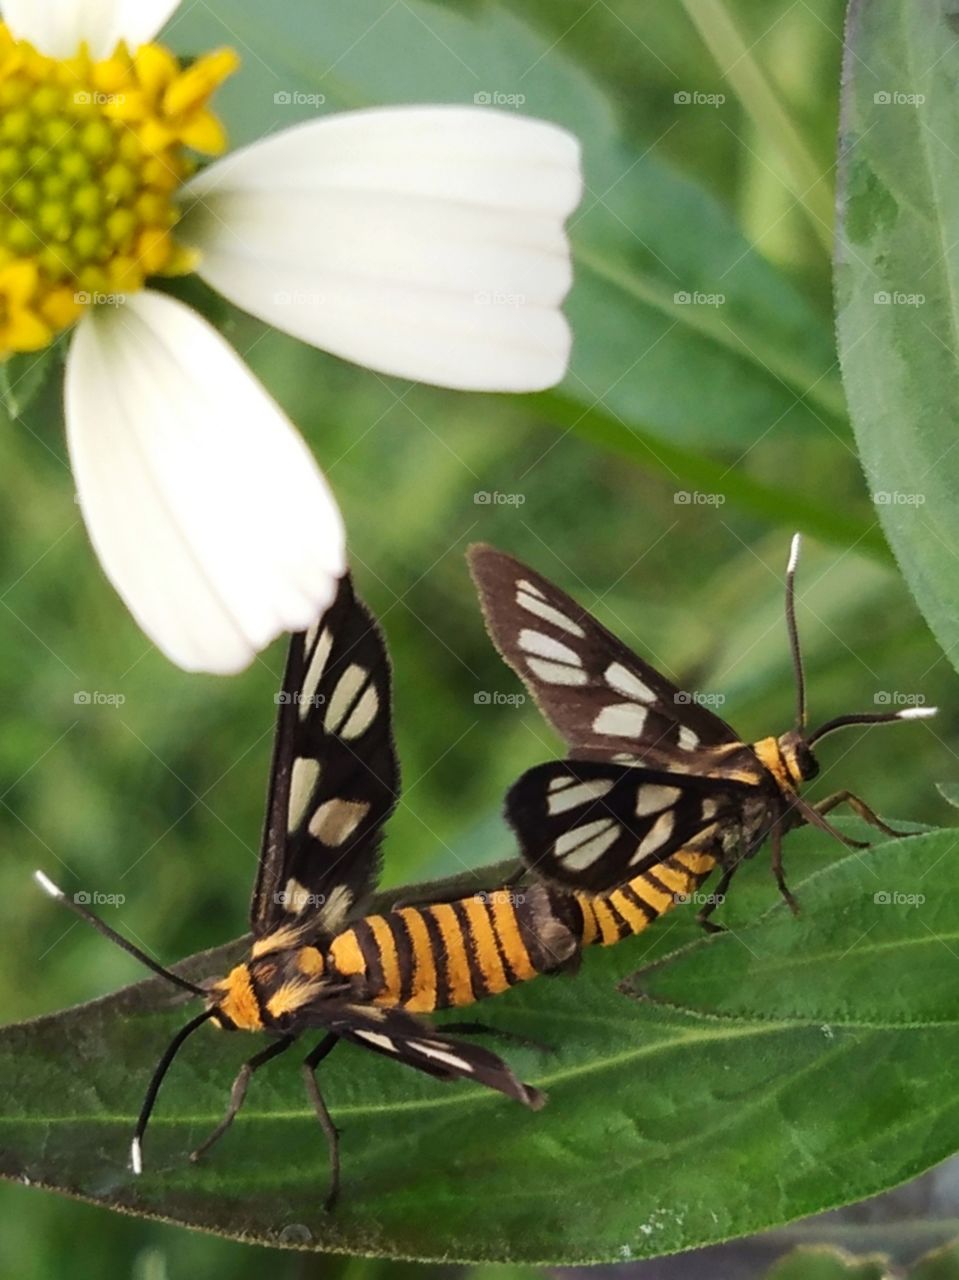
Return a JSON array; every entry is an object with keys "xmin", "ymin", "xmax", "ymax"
[
  {"xmin": 0, "ymin": 345, "xmax": 61, "ymax": 420},
  {"xmin": 912, "ymin": 1240, "xmax": 959, "ymax": 1280},
  {"xmin": 937, "ymin": 783, "xmax": 959, "ymax": 812},
  {"xmin": 171, "ymin": 0, "xmax": 845, "ymax": 450},
  {"xmin": 835, "ymin": 0, "xmax": 959, "ymax": 674},
  {"xmin": 6, "ymin": 828, "xmax": 959, "ymax": 1262},
  {"xmin": 624, "ymin": 828, "xmax": 946, "ymax": 1024},
  {"xmin": 765, "ymin": 1245, "xmax": 891, "ymax": 1280}
]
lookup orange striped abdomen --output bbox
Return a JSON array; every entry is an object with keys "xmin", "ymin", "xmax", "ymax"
[
  {"xmin": 327, "ymin": 883, "xmax": 578, "ymax": 1013},
  {"xmin": 575, "ymin": 848, "xmax": 718, "ymax": 947}
]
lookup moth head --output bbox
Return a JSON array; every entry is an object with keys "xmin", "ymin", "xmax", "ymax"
[{"xmin": 776, "ymin": 729, "xmax": 820, "ymax": 786}]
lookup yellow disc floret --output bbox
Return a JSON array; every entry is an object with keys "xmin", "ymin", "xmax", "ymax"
[{"xmin": 0, "ymin": 25, "xmax": 238, "ymax": 356}]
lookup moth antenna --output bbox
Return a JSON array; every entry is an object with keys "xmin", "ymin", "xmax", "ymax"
[
  {"xmin": 131, "ymin": 1008, "xmax": 217, "ymax": 1175},
  {"xmin": 785, "ymin": 533, "xmax": 807, "ymax": 729},
  {"xmin": 807, "ymin": 705, "xmax": 938, "ymax": 745},
  {"xmin": 33, "ymin": 870, "xmax": 208, "ymax": 998}
]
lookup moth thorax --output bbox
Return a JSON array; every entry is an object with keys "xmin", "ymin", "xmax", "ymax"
[{"xmin": 211, "ymin": 963, "xmax": 263, "ymax": 1031}]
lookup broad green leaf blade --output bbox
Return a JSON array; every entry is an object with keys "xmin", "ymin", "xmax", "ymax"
[
  {"xmin": 624, "ymin": 829, "xmax": 948, "ymax": 1025},
  {"xmin": 913, "ymin": 1240, "xmax": 959, "ymax": 1280},
  {"xmin": 0, "ymin": 345, "xmax": 61, "ymax": 419},
  {"xmin": 6, "ymin": 831, "xmax": 959, "ymax": 1263},
  {"xmin": 836, "ymin": 0, "xmax": 959, "ymax": 673},
  {"xmin": 171, "ymin": 0, "xmax": 845, "ymax": 449}
]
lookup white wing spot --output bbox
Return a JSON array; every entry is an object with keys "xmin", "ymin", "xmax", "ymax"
[
  {"xmin": 519, "ymin": 629, "xmax": 582, "ymax": 666},
  {"xmin": 594, "ymin": 703, "xmax": 648, "ymax": 738},
  {"xmin": 631, "ymin": 810, "xmax": 676, "ymax": 864},
  {"xmin": 318, "ymin": 884, "xmax": 353, "ymax": 931},
  {"xmin": 342, "ymin": 684, "xmax": 379, "ymax": 740},
  {"xmin": 409, "ymin": 1041, "xmax": 472, "ymax": 1072},
  {"xmin": 555, "ymin": 819, "xmax": 619, "ymax": 870},
  {"xmin": 353, "ymin": 1029, "xmax": 399, "ymax": 1054},
  {"xmin": 548, "ymin": 778, "xmax": 615, "ymax": 815},
  {"xmin": 309, "ymin": 798, "xmax": 370, "ymax": 846},
  {"xmin": 516, "ymin": 578, "xmax": 545, "ymax": 599},
  {"xmin": 516, "ymin": 590, "xmax": 585, "ymax": 637},
  {"xmin": 700, "ymin": 798, "xmax": 718, "ymax": 822},
  {"xmin": 526, "ymin": 657, "xmax": 589, "ymax": 686},
  {"xmin": 282, "ymin": 877, "xmax": 312, "ymax": 914},
  {"xmin": 548, "ymin": 774, "xmax": 576, "ymax": 792},
  {"xmin": 325, "ymin": 665, "xmax": 376, "ymax": 738},
  {"xmin": 635, "ymin": 784, "xmax": 681, "ymax": 816},
  {"xmin": 300, "ymin": 627, "xmax": 334, "ymax": 719},
  {"xmin": 678, "ymin": 726, "xmax": 700, "ymax": 751},
  {"xmin": 288, "ymin": 757, "xmax": 320, "ymax": 829},
  {"xmin": 605, "ymin": 662, "xmax": 656, "ymax": 703}
]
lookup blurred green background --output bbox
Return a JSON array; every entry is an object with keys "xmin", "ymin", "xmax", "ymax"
[{"xmin": 1, "ymin": 0, "xmax": 956, "ymax": 1274}]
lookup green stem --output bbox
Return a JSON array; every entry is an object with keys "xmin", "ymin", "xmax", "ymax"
[{"xmin": 681, "ymin": 0, "xmax": 835, "ymax": 254}]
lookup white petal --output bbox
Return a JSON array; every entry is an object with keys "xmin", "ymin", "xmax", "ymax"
[
  {"xmin": 65, "ymin": 291, "xmax": 346, "ymax": 675},
  {"xmin": 183, "ymin": 106, "xmax": 582, "ymax": 392},
  {"xmin": 2, "ymin": 0, "xmax": 179, "ymax": 57}
]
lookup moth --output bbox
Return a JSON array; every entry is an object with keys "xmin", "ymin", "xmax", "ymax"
[
  {"xmin": 469, "ymin": 535, "xmax": 935, "ymax": 924},
  {"xmin": 37, "ymin": 573, "xmax": 580, "ymax": 1208}
]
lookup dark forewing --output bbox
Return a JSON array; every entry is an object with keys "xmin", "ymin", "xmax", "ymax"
[
  {"xmin": 313, "ymin": 1000, "xmax": 544, "ymax": 1109},
  {"xmin": 468, "ymin": 544, "xmax": 740, "ymax": 759},
  {"xmin": 250, "ymin": 574, "xmax": 399, "ymax": 938},
  {"xmin": 508, "ymin": 758, "xmax": 750, "ymax": 892}
]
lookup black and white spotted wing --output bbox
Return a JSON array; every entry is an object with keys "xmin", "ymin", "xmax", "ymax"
[
  {"xmin": 468, "ymin": 544, "xmax": 740, "ymax": 761},
  {"xmin": 250, "ymin": 574, "xmax": 399, "ymax": 939},
  {"xmin": 314, "ymin": 1001, "xmax": 543, "ymax": 1109},
  {"xmin": 507, "ymin": 758, "xmax": 747, "ymax": 893}
]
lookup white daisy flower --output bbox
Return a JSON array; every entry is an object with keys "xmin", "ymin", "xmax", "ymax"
[{"xmin": 0, "ymin": 0, "xmax": 582, "ymax": 673}]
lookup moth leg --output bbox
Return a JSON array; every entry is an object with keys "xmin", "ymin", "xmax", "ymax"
[
  {"xmin": 439, "ymin": 1020, "xmax": 553, "ymax": 1055},
  {"xmin": 301, "ymin": 1033, "xmax": 342, "ymax": 1212},
  {"xmin": 813, "ymin": 790, "xmax": 912, "ymax": 839},
  {"xmin": 770, "ymin": 822, "xmax": 800, "ymax": 916},
  {"xmin": 696, "ymin": 863, "xmax": 739, "ymax": 934},
  {"xmin": 190, "ymin": 1034, "xmax": 295, "ymax": 1164}
]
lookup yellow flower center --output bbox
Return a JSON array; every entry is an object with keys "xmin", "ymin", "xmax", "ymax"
[{"xmin": 0, "ymin": 24, "xmax": 238, "ymax": 357}]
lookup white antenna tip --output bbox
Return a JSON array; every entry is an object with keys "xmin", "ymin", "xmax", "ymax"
[
  {"xmin": 787, "ymin": 533, "xmax": 802, "ymax": 575},
  {"xmin": 130, "ymin": 1137, "xmax": 142, "ymax": 1176},
  {"xmin": 34, "ymin": 870, "xmax": 64, "ymax": 899},
  {"xmin": 898, "ymin": 706, "xmax": 937, "ymax": 719}
]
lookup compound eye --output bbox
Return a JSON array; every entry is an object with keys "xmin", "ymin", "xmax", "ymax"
[{"xmin": 796, "ymin": 743, "xmax": 820, "ymax": 781}]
